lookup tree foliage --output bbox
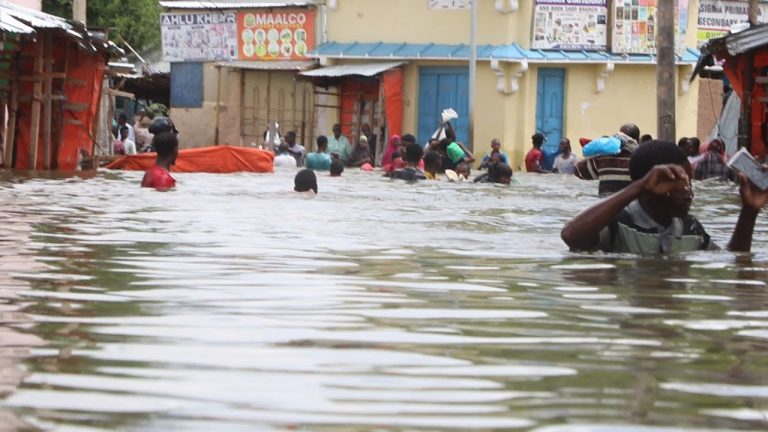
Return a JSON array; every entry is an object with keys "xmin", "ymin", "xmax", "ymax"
[{"xmin": 42, "ymin": 0, "xmax": 161, "ymax": 51}]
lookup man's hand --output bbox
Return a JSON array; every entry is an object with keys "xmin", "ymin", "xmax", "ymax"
[
  {"xmin": 642, "ymin": 164, "xmax": 690, "ymax": 196},
  {"xmin": 738, "ymin": 171, "xmax": 768, "ymax": 212}
]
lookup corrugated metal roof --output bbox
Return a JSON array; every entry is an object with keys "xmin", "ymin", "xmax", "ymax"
[
  {"xmin": 0, "ymin": 0, "xmax": 72, "ymax": 32},
  {"xmin": 0, "ymin": 10, "xmax": 34, "ymax": 34},
  {"xmin": 723, "ymin": 23, "xmax": 768, "ymax": 56},
  {"xmin": 299, "ymin": 61, "xmax": 404, "ymax": 78},
  {"xmin": 0, "ymin": 1, "xmax": 123, "ymax": 56},
  {"xmin": 311, "ymin": 42, "xmax": 700, "ymax": 65},
  {"xmin": 159, "ymin": 1, "xmax": 316, "ymax": 9},
  {"xmin": 313, "ymin": 42, "xmax": 501, "ymax": 60},
  {"xmin": 216, "ymin": 60, "xmax": 316, "ymax": 71}
]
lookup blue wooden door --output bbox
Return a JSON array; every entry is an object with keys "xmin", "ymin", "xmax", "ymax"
[
  {"xmin": 418, "ymin": 67, "xmax": 469, "ymax": 147},
  {"xmin": 536, "ymin": 68, "xmax": 565, "ymax": 170}
]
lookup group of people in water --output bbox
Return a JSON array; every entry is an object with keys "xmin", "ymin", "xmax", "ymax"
[{"xmin": 137, "ymin": 116, "xmax": 768, "ymax": 255}]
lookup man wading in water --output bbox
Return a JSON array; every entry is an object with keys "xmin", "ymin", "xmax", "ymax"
[
  {"xmin": 141, "ymin": 118, "xmax": 179, "ymax": 191},
  {"xmin": 562, "ymin": 140, "xmax": 768, "ymax": 254}
]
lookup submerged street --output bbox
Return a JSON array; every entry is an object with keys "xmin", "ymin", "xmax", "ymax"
[{"xmin": 0, "ymin": 170, "xmax": 766, "ymax": 430}]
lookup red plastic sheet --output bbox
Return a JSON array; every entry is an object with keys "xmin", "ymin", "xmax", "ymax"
[
  {"xmin": 59, "ymin": 49, "xmax": 105, "ymax": 170},
  {"xmin": 13, "ymin": 36, "xmax": 106, "ymax": 170},
  {"xmin": 723, "ymin": 53, "xmax": 767, "ymax": 159},
  {"xmin": 106, "ymin": 146, "xmax": 275, "ymax": 174},
  {"xmin": 382, "ymin": 68, "xmax": 403, "ymax": 138}
]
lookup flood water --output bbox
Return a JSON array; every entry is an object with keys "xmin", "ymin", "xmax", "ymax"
[{"xmin": 0, "ymin": 168, "xmax": 767, "ymax": 431}]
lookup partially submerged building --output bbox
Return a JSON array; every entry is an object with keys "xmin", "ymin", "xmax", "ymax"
[
  {"xmin": 162, "ymin": 1, "xmax": 703, "ymax": 168},
  {"xmin": 159, "ymin": 1, "xmax": 318, "ymax": 149}
]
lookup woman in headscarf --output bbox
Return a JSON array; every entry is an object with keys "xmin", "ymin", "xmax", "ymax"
[{"xmin": 380, "ymin": 134, "xmax": 402, "ymax": 167}]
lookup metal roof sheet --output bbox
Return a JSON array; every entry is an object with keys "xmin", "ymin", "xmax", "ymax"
[
  {"xmin": 216, "ymin": 60, "xmax": 316, "ymax": 71},
  {"xmin": 0, "ymin": 0, "xmax": 72, "ymax": 31},
  {"xmin": 0, "ymin": 10, "xmax": 34, "ymax": 34},
  {"xmin": 299, "ymin": 61, "xmax": 404, "ymax": 78},
  {"xmin": 159, "ymin": 1, "xmax": 315, "ymax": 9},
  {"xmin": 311, "ymin": 42, "xmax": 700, "ymax": 65},
  {"xmin": 313, "ymin": 42, "xmax": 502, "ymax": 60}
]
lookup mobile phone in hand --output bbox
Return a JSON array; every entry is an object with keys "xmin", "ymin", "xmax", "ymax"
[{"xmin": 728, "ymin": 147, "xmax": 768, "ymax": 190}]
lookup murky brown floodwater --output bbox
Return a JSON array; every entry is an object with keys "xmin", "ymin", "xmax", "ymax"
[{"xmin": 0, "ymin": 168, "xmax": 766, "ymax": 431}]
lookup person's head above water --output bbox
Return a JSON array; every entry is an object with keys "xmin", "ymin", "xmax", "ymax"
[
  {"xmin": 294, "ymin": 169, "xmax": 318, "ymax": 194},
  {"xmin": 630, "ymin": 140, "xmax": 692, "ymax": 219},
  {"xmin": 152, "ymin": 131, "xmax": 179, "ymax": 168},
  {"xmin": 491, "ymin": 139, "xmax": 501, "ymax": 152},
  {"xmin": 316, "ymin": 135, "xmax": 328, "ymax": 152},
  {"xmin": 423, "ymin": 150, "xmax": 442, "ymax": 173},
  {"xmin": 489, "ymin": 163, "xmax": 513, "ymax": 185},
  {"xmin": 149, "ymin": 116, "xmax": 179, "ymax": 136},
  {"xmin": 531, "ymin": 133, "xmax": 545, "ymax": 149},
  {"xmin": 620, "ymin": 123, "xmax": 641, "ymax": 142},
  {"xmin": 330, "ymin": 159, "xmax": 344, "ymax": 177},
  {"xmin": 404, "ymin": 143, "xmax": 424, "ymax": 166},
  {"xmin": 332, "ymin": 123, "xmax": 342, "ymax": 139},
  {"xmin": 456, "ymin": 162, "xmax": 471, "ymax": 179},
  {"xmin": 120, "ymin": 125, "xmax": 129, "ymax": 140},
  {"xmin": 285, "ymin": 131, "xmax": 296, "ymax": 146},
  {"xmin": 401, "ymin": 134, "xmax": 416, "ymax": 145}
]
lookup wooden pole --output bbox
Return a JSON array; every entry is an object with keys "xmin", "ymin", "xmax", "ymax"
[
  {"xmin": 214, "ymin": 65, "xmax": 221, "ymax": 145},
  {"xmin": 42, "ymin": 33, "xmax": 53, "ymax": 170},
  {"xmin": 468, "ymin": 0, "xmax": 477, "ymax": 151},
  {"xmin": 749, "ymin": 0, "xmax": 759, "ymax": 25},
  {"xmin": 4, "ymin": 54, "xmax": 19, "ymax": 168},
  {"xmin": 656, "ymin": 0, "xmax": 676, "ymax": 141},
  {"xmin": 73, "ymin": 0, "xmax": 86, "ymax": 24},
  {"xmin": 29, "ymin": 39, "xmax": 44, "ymax": 170}
]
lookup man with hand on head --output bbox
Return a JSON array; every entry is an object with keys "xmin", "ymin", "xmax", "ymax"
[{"xmin": 561, "ymin": 140, "xmax": 768, "ymax": 254}]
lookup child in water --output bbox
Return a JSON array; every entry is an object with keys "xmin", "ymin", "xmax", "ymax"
[
  {"xmin": 330, "ymin": 159, "xmax": 344, "ymax": 177},
  {"xmin": 561, "ymin": 140, "xmax": 768, "ymax": 254}
]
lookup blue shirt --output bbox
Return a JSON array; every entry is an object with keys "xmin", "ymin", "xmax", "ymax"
[
  {"xmin": 480, "ymin": 152, "xmax": 510, "ymax": 168},
  {"xmin": 305, "ymin": 152, "xmax": 332, "ymax": 170}
]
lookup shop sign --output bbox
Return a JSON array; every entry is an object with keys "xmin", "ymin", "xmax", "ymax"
[
  {"xmin": 698, "ymin": 0, "xmax": 768, "ymax": 45},
  {"xmin": 161, "ymin": 12, "xmax": 238, "ymax": 62},
  {"xmin": 237, "ymin": 9, "xmax": 315, "ymax": 60},
  {"xmin": 532, "ymin": 0, "xmax": 609, "ymax": 51},
  {"xmin": 611, "ymin": 0, "xmax": 689, "ymax": 55}
]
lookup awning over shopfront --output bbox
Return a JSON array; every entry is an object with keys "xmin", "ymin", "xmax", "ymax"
[
  {"xmin": 312, "ymin": 42, "xmax": 501, "ymax": 60},
  {"xmin": 216, "ymin": 60, "xmax": 317, "ymax": 71},
  {"xmin": 311, "ymin": 42, "xmax": 700, "ymax": 65},
  {"xmin": 299, "ymin": 61, "xmax": 404, "ymax": 78}
]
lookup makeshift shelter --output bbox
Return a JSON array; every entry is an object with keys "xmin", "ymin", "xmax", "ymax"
[
  {"xmin": 699, "ymin": 24, "xmax": 768, "ymax": 160},
  {"xmin": 298, "ymin": 62, "xmax": 404, "ymax": 161},
  {"xmin": 0, "ymin": 0, "xmax": 120, "ymax": 170}
]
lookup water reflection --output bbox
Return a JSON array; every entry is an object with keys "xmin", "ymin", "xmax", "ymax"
[{"xmin": 0, "ymin": 170, "xmax": 766, "ymax": 430}]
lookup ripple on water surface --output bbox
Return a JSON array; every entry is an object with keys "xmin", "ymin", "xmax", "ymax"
[{"xmin": 0, "ymin": 170, "xmax": 767, "ymax": 430}]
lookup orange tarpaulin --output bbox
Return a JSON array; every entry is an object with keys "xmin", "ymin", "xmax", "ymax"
[
  {"xmin": 382, "ymin": 68, "xmax": 403, "ymax": 138},
  {"xmin": 106, "ymin": 146, "xmax": 275, "ymax": 174}
]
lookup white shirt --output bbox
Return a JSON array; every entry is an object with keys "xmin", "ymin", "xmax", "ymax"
[
  {"xmin": 554, "ymin": 153, "xmax": 579, "ymax": 174},
  {"xmin": 123, "ymin": 139, "xmax": 137, "ymax": 155},
  {"xmin": 119, "ymin": 123, "xmax": 136, "ymax": 142}
]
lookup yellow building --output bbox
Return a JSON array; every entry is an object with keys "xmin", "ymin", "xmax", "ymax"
[
  {"xmin": 308, "ymin": 0, "xmax": 701, "ymax": 169},
  {"xmin": 159, "ymin": 1, "xmax": 319, "ymax": 150},
  {"xmin": 161, "ymin": 1, "xmax": 701, "ymax": 170}
]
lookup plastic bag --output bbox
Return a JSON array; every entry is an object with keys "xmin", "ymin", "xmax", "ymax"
[
  {"xmin": 582, "ymin": 136, "xmax": 622, "ymax": 157},
  {"xmin": 441, "ymin": 108, "xmax": 459, "ymax": 123}
]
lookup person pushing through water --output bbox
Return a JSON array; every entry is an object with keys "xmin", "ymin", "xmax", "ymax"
[
  {"xmin": 561, "ymin": 140, "xmax": 768, "ymax": 254},
  {"xmin": 141, "ymin": 117, "xmax": 179, "ymax": 191}
]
